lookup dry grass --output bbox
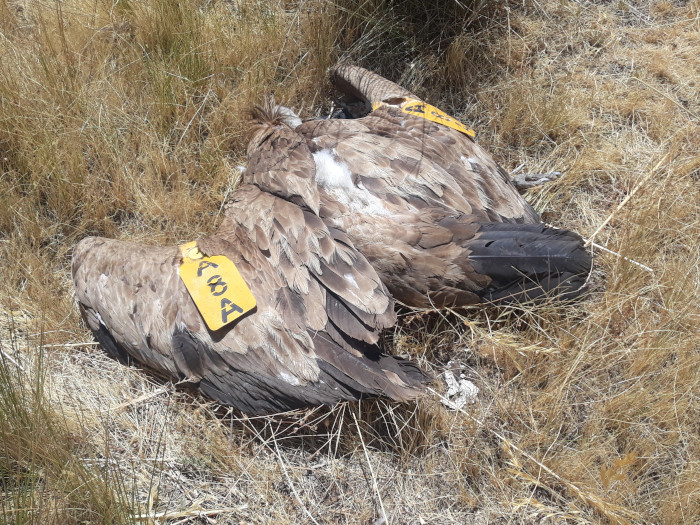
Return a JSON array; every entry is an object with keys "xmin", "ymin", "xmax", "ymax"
[{"xmin": 1, "ymin": 0, "xmax": 698, "ymax": 523}]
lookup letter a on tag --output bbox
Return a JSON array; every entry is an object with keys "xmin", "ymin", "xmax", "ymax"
[
  {"xmin": 197, "ymin": 260, "xmax": 218, "ymax": 277},
  {"xmin": 178, "ymin": 241, "xmax": 256, "ymax": 331}
]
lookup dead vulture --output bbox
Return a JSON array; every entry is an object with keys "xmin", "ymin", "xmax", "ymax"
[
  {"xmin": 72, "ymin": 121, "xmax": 430, "ymax": 415},
  {"xmin": 247, "ymin": 65, "xmax": 592, "ymax": 308}
]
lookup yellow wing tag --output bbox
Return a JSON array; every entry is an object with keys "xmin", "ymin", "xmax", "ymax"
[
  {"xmin": 373, "ymin": 99, "xmax": 476, "ymax": 138},
  {"xmin": 178, "ymin": 241, "xmax": 256, "ymax": 331}
]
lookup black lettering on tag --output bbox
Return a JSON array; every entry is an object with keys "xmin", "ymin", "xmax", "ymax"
[
  {"xmin": 405, "ymin": 104, "xmax": 425, "ymax": 114},
  {"xmin": 221, "ymin": 298, "xmax": 243, "ymax": 323},
  {"xmin": 206, "ymin": 275, "xmax": 228, "ymax": 296},
  {"xmin": 197, "ymin": 260, "xmax": 219, "ymax": 277},
  {"xmin": 431, "ymin": 110, "xmax": 450, "ymax": 121}
]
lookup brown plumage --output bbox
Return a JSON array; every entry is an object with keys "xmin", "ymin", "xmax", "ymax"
[
  {"xmin": 72, "ymin": 122, "xmax": 430, "ymax": 415},
  {"xmin": 245, "ymin": 65, "xmax": 592, "ymax": 308}
]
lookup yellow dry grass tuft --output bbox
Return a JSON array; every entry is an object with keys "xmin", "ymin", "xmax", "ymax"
[{"xmin": 1, "ymin": 0, "xmax": 698, "ymax": 523}]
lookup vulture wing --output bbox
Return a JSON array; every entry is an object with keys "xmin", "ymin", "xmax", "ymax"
[
  {"xmin": 248, "ymin": 65, "xmax": 592, "ymax": 307},
  {"xmin": 72, "ymin": 124, "xmax": 430, "ymax": 415}
]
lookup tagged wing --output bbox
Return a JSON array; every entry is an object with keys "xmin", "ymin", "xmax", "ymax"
[{"xmin": 73, "ymin": 184, "xmax": 426, "ymax": 415}]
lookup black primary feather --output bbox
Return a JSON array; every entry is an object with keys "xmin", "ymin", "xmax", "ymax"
[{"xmin": 466, "ymin": 223, "xmax": 592, "ymax": 302}]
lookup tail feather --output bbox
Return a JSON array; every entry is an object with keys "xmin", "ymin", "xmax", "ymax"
[{"xmin": 466, "ymin": 223, "xmax": 592, "ymax": 302}]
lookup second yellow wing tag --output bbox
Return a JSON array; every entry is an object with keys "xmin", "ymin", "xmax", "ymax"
[
  {"xmin": 178, "ymin": 241, "xmax": 256, "ymax": 331},
  {"xmin": 373, "ymin": 99, "xmax": 476, "ymax": 138}
]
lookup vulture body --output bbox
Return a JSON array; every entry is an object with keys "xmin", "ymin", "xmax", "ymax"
[
  {"xmin": 247, "ymin": 65, "xmax": 592, "ymax": 307},
  {"xmin": 72, "ymin": 123, "xmax": 430, "ymax": 415}
]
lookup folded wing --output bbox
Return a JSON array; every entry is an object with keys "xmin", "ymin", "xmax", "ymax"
[{"xmin": 73, "ymin": 123, "xmax": 431, "ymax": 414}]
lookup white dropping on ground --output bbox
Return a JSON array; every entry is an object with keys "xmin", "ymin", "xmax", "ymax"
[
  {"xmin": 441, "ymin": 364, "xmax": 479, "ymax": 410},
  {"xmin": 313, "ymin": 149, "xmax": 392, "ymax": 217}
]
